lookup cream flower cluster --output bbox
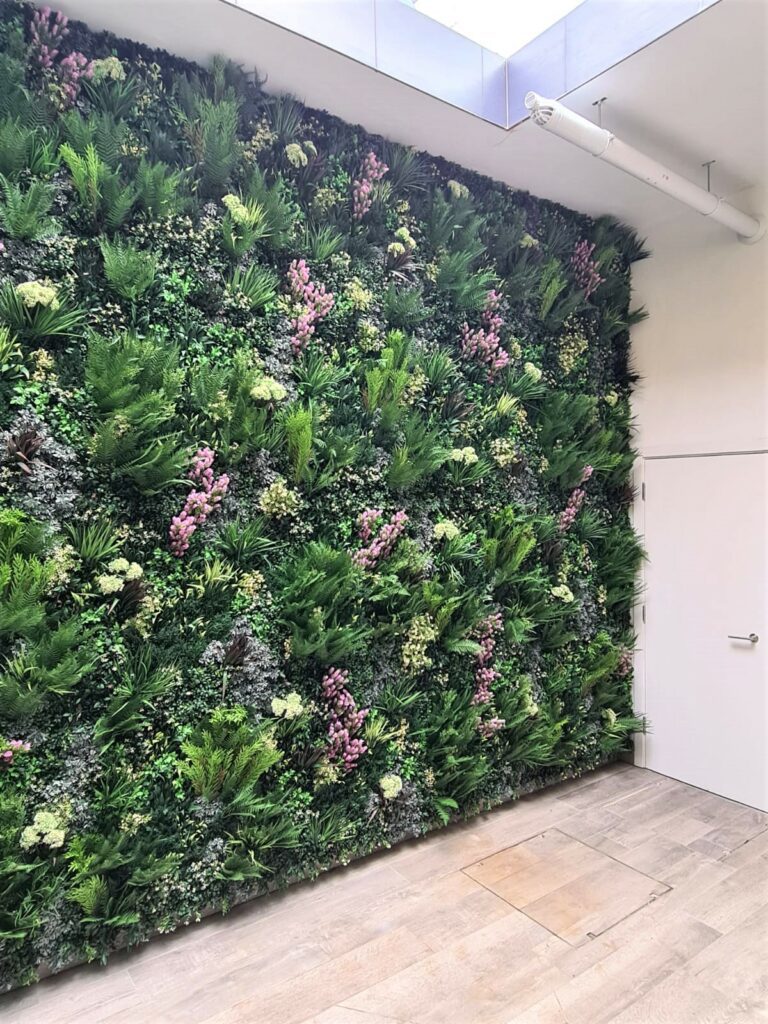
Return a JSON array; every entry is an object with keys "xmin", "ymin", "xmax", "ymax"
[
  {"xmin": 449, "ymin": 446, "xmax": 478, "ymax": 464},
  {"xmin": 96, "ymin": 558, "xmax": 143, "ymax": 595},
  {"xmin": 379, "ymin": 773, "xmax": 403, "ymax": 800},
  {"xmin": 433, "ymin": 520, "xmax": 460, "ymax": 541},
  {"xmin": 271, "ymin": 692, "xmax": 305, "ymax": 719},
  {"xmin": 250, "ymin": 376, "xmax": 287, "ymax": 403},
  {"xmin": 16, "ymin": 280, "xmax": 59, "ymax": 308},
  {"xmin": 21, "ymin": 809, "xmax": 67, "ymax": 850},
  {"xmin": 259, "ymin": 478, "xmax": 300, "ymax": 517}
]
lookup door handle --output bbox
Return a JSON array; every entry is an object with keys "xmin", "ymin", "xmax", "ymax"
[{"xmin": 727, "ymin": 633, "xmax": 760, "ymax": 644}]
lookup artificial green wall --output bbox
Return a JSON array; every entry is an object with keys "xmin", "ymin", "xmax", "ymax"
[{"xmin": 0, "ymin": 1, "xmax": 646, "ymax": 988}]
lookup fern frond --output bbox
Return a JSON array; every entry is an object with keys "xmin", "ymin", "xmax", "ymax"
[{"xmin": 99, "ymin": 237, "xmax": 157, "ymax": 300}]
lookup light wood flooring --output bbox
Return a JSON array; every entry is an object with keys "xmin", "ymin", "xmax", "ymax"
[{"xmin": 4, "ymin": 764, "xmax": 768, "ymax": 1024}]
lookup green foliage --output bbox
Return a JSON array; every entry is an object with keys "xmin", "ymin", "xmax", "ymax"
[
  {"xmin": 86, "ymin": 331, "xmax": 187, "ymax": 492},
  {"xmin": 494, "ymin": 679, "xmax": 566, "ymax": 769},
  {"xmin": 0, "ymin": 324, "xmax": 25, "ymax": 384},
  {"xmin": 0, "ymin": 176, "xmax": 57, "ymax": 239},
  {"xmin": 68, "ymin": 875, "xmax": 110, "ymax": 918},
  {"xmin": 364, "ymin": 330, "xmax": 412, "ymax": 434},
  {"xmin": 535, "ymin": 392, "xmax": 626, "ymax": 490},
  {"xmin": 387, "ymin": 413, "xmax": 449, "ymax": 491},
  {"xmin": 434, "ymin": 247, "xmax": 495, "ymax": 311},
  {"xmin": 0, "ymin": 282, "xmax": 84, "ymax": 342},
  {"xmin": 418, "ymin": 689, "xmax": 489, "ymax": 807},
  {"xmin": 0, "ymin": 539, "xmax": 93, "ymax": 718},
  {"xmin": 277, "ymin": 542, "xmax": 370, "ymax": 663},
  {"xmin": 593, "ymin": 215, "xmax": 651, "ymax": 265},
  {"xmin": 227, "ymin": 263, "xmax": 277, "ymax": 310},
  {"xmin": 0, "ymin": 119, "xmax": 57, "ymax": 179},
  {"xmin": 302, "ymin": 222, "xmax": 344, "ymax": 262},
  {"xmin": 0, "ymin": 509, "xmax": 48, "ymax": 563},
  {"xmin": 0, "ymin": 553, "xmax": 49, "ymax": 640},
  {"xmin": 180, "ymin": 706, "xmax": 281, "ymax": 807},
  {"xmin": 65, "ymin": 520, "xmax": 120, "ymax": 567},
  {"xmin": 0, "ymin": 7, "xmax": 644, "ymax": 986},
  {"xmin": 134, "ymin": 158, "xmax": 184, "ymax": 218},
  {"xmin": 283, "ymin": 402, "xmax": 314, "ymax": 483},
  {"xmin": 221, "ymin": 194, "xmax": 269, "ymax": 258},
  {"xmin": 538, "ymin": 257, "xmax": 584, "ymax": 327},
  {"xmin": 382, "ymin": 284, "xmax": 427, "ymax": 328},
  {"xmin": 424, "ymin": 191, "xmax": 484, "ymax": 252},
  {"xmin": 482, "ymin": 507, "xmax": 537, "ymax": 593},
  {"xmin": 381, "ymin": 141, "xmax": 429, "ymax": 194},
  {"xmin": 99, "ymin": 237, "xmax": 157, "ymax": 300},
  {"xmin": 189, "ymin": 351, "xmax": 282, "ymax": 461},
  {"xmin": 60, "ymin": 142, "xmax": 135, "ymax": 232},
  {"xmin": 61, "ymin": 110, "xmax": 126, "ymax": 165},
  {"xmin": 594, "ymin": 525, "xmax": 645, "ymax": 614},
  {"xmin": 293, "ymin": 349, "xmax": 349, "ymax": 402},
  {"xmin": 219, "ymin": 799, "xmax": 303, "ymax": 877},
  {"xmin": 245, "ymin": 166, "xmax": 298, "ymax": 250},
  {"xmin": 82, "ymin": 74, "xmax": 141, "ymax": 121},
  {"xmin": 263, "ymin": 93, "xmax": 305, "ymax": 144},
  {"xmin": 183, "ymin": 96, "xmax": 241, "ymax": 200},
  {"xmin": 64, "ymin": 832, "xmax": 179, "ymax": 929},
  {"xmin": 93, "ymin": 650, "xmax": 176, "ymax": 749},
  {"xmin": 214, "ymin": 516, "xmax": 277, "ymax": 567},
  {"xmin": 538, "ymin": 258, "xmax": 567, "ymax": 320}
]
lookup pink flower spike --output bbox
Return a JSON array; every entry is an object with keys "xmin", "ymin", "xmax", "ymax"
[
  {"xmin": 321, "ymin": 667, "xmax": 370, "ymax": 772},
  {"xmin": 169, "ymin": 448, "xmax": 229, "ymax": 556},
  {"xmin": 287, "ymin": 259, "xmax": 334, "ymax": 356}
]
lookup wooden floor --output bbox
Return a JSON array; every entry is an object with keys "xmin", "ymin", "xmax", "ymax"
[{"xmin": 4, "ymin": 764, "xmax": 768, "ymax": 1024}]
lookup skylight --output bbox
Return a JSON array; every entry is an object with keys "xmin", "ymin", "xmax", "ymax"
[{"xmin": 404, "ymin": 0, "xmax": 587, "ymax": 56}]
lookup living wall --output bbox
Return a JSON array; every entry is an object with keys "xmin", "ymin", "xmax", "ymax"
[{"xmin": 0, "ymin": 0, "xmax": 647, "ymax": 989}]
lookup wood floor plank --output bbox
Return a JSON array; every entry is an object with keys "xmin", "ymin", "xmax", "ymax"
[
  {"xmin": 520, "ymin": 859, "xmax": 669, "ymax": 946},
  {"xmin": 465, "ymin": 829, "xmax": 605, "ymax": 899},
  {"xmin": 463, "ymin": 828, "xmax": 670, "ymax": 948},
  {"xmin": 606, "ymin": 967, "xmax": 738, "ymax": 1024},
  {"xmin": 523, "ymin": 913, "xmax": 721, "ymax": 1024},
  {"xmin": 719, "ymin": 824, "xmax": 768, "ymax": 868},
  {"xmin": 304, "ymin": 1009, "xmax": 412, "ymax": 1024},
  {"xmin": 685, "ymin": 903, "xmax": 768, "ymax": 1004},
  {"xmin": 599, "ymin": 832, "xmax": 709, "ymax": 884},
  {"xmin": 231, "ymin": 927, "xmax": 432, "ymax": 1024},
  {"xmin": 342, "ymin": 911, "xmax": 562, "ymax": 1024},
  {"xmin": 2, "ymin": 766, "xmax": 765, "ymax": 1024},
  {"xmin": 685, "ymin": 854, "xmax": 768, "ymax": 933},
  {"xmin": 5, "ymin": 963, "xmax": 140, "ymax": 1024}
]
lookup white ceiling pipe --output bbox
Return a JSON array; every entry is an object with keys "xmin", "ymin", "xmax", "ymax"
[{"xmin": 524, "ymin": 92, "xmax": 765, "ymax": 244}]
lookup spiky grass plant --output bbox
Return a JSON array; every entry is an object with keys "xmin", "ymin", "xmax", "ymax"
[
  {"xmin": 0, "ymin": 176, "xmax": 57, "ymax": 239},
  {"xmin": 0, "ymin": 282, "xmax": 84, "ymax": 342},
  {"xmin": 227, "ymin": 263, "xmax": 277, "ymax": 310}
]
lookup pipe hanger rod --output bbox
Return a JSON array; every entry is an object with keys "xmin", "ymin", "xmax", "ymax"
[{"xmin": 524, "ymin": 92, "xmax": 765, "ymax": 244}]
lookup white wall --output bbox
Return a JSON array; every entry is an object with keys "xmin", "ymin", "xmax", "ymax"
[
  {"xmin": 630, "ymin": 184, "xmax": 768, "ymax": 765},
  {"xmin": 631, "ymin": 185, "xmax": 768, "ymax": 458}
]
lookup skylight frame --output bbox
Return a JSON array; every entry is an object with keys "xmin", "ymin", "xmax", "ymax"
[
  {"xmin": 226, "ymin": 0, "xmax": 720, "ymax": 129},
  {"xmin": 403, "ymin": 0, "xmax": 589, "ymax": 58}
]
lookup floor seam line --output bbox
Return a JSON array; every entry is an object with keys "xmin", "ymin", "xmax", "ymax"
[{"xmin": 714, "ymin": 823, "xmax": 768, "ymax": 863}]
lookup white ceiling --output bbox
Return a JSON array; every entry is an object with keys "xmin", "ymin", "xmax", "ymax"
[{"xmin": 53, "ymin": 0, "xmax": 767, "ymax": 246}]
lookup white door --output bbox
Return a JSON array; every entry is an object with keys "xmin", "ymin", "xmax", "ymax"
[{"xmin": 642, "ymin": 453, "xmax": 768, "ymax": 811}]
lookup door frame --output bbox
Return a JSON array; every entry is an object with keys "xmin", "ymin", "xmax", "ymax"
[{"xmin": 632, "ymin": 446, "xmax": 768, "ymax": 771}]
